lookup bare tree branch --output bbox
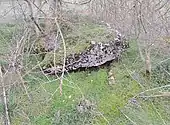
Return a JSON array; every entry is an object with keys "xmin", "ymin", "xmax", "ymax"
[
  {"xmin": 0, "ymin": 66, "xmax": 10, "ymax": 125},
  {"xmin": 24, "ymin": 0, "xmax": 43, "ymax": 34},
  {"xmin": 54, "ymin": 17, "xmax": 66, "ymax": 95}
]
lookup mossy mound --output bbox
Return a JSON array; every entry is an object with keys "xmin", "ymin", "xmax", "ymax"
[{"xmin": 36, "ymin": 21, "xmax": 114, "ymax": 69}]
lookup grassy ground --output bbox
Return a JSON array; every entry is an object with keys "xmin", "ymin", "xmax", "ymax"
[
  {"xmin": 0, "ymin": 21, "xmax": 170, "ymax": 125},
  {"xmin": 0, "ymin": 23, "xmax": 17, "ymax": 65}
]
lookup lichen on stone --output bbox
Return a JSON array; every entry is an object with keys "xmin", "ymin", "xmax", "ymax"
[{"xmin": 43, "ymin": 32, "xmax": 129, "ymax": 74}]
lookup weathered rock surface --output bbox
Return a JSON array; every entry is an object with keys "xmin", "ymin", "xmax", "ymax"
[{"xmin": 43, "ymin": 32, "xmax": 129, "ymax": 74}]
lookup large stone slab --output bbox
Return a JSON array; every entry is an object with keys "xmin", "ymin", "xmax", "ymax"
[{"xmin": 43, "ymin": 33, "xmax": 129, "ymax": 74}]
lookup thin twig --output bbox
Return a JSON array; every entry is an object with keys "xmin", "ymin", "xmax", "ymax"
[
  {"xmin": 0, "ymin": 66, "xmax": 11, "ymax": 125},
  {"xmin": 151, "ymin": 102, "xmax": 166, "ymax": 125},
  {"xmin": 138, "ymin": 92, "xmax": 170, "ymax": 98},
  {"xmin": 17, "ymin": 71, "xmax": 32, "ymax": 102},
  {"xmin": 54, "ymin": 17, "xmax": 66, "ymax": 95},
  {"xmin": 134, "ymin": 84, "xmax": 170, "ymax": 98},
  {"xmin": 119, "ymin": 109, "xmax": 138, "ymax": 125}
]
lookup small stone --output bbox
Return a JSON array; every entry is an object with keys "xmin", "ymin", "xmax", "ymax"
[
  {"xmin": 91, "ymin": 41, "xmax": 96, "ymax": 44},
  {"xmin": 76, "ymin": 99, "xmax": 95, "ymax": 113},
  {"xmin": 108, "ymin": 69, "xmax": 116, "ymax": 85}
]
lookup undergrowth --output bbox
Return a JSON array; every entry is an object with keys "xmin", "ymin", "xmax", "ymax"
[
  {"xmin": 0, "ymin": 23, "xmax": 17, "ymax": 65},
  {"xmin": 0, "ymin": 20, "xmax": 170, "ymax": 125}
]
